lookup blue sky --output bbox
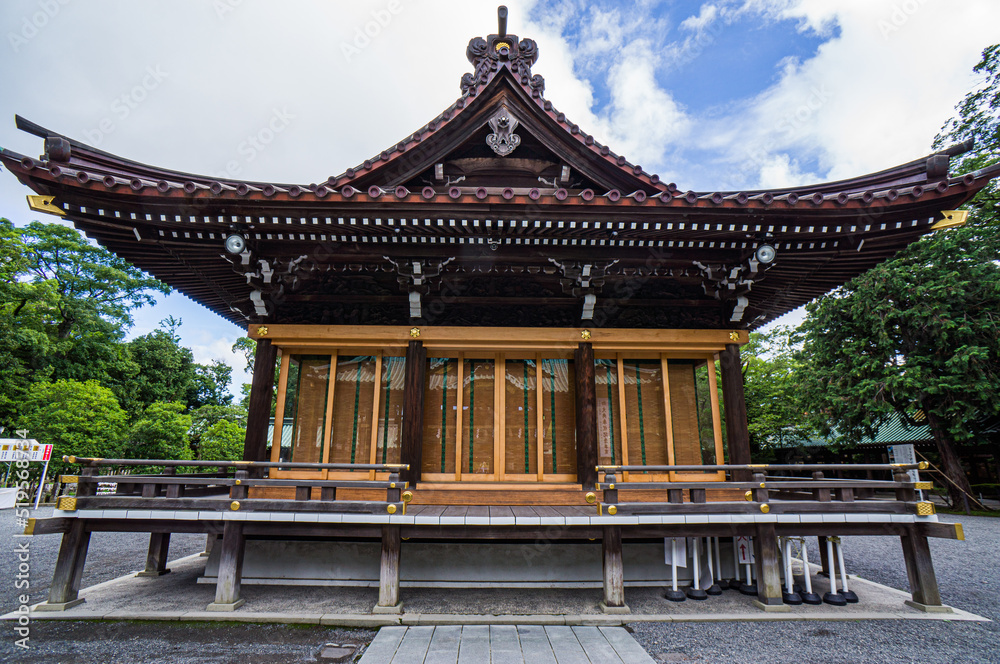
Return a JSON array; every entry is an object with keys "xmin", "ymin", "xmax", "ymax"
[{"xmin": 1, "ymin": 0, "xmax": 997, "ymax": 393}]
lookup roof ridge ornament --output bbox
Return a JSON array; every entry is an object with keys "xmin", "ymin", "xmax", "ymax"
[
  {"xmin": 461, "ymin": 6, "xmax": 544, "ymax": 98},
  {"xmin": 486, "ymin": 105, "xmax": 521, "ymax": 156}
]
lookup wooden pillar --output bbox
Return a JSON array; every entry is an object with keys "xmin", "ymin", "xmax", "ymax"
[
  {"xmin": 375, "ymin": 524, "xmax": 402, "ymax": 613},
  {"xmin": 207, "ymin": 521, "xmax": 246, "ymax": 611},
  {"xmin": 39, "ymin": 519, "xmax": 91, "ymax": 610},
  {"xmin": 137, "ymin": 533, "xmax": 171, "ymax": 577},
  {"xmin": 900, "ymin": 525, "xmax": 944, "ymax": 609},
  {"xmin": 753, "ymin": 523, "xmax": 784, "ymax": 608},
  {"xmin": 242, "ymin": 338, "xmax": 278, "ymax": 464},
  {"xmin": 400, "ymin": 340, "xmax": 427, "ymax": 485},
  {"xmin": 720, "ymin": 343, "xmax": 751, "ymax": 481},
  {"xmin": 601, "ymin": 525, "xmax": 629, "ymax": 613},
  {"xmin": 575, "ymin": 342, "xmax": 598, "ymax": 490}
]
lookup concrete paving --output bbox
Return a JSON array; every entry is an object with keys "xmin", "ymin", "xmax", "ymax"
[
  {"xmin": 0, "ymin": 551, "xmax": 987, "ymax": 625},
  {"xmin": 358, "ymin": 625, "xmax": 657, "ymax": 664}
]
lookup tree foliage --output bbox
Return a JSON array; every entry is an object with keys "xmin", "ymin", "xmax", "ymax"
[
  {"xmin": 127, "ymin": 401, "xmax": 193, "ymax": 461},
  {"xmin": 198, "ymin": 420, "xmax": 247, "ymax": 462},
  {"xmin": 17, "ymin": 379, "xmax": 128, "ymax": 476}
]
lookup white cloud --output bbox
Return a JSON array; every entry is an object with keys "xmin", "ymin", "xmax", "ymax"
[{"xmin": 680, "ymin": 3, "xmax": 719, "ymax": 31}]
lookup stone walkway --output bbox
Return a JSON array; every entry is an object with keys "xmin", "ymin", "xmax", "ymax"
[{"xmin": 358, "ymin": 625, "xmax": 656, "ymax": 663}]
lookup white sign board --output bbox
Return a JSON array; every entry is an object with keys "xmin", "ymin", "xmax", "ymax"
[
  {"xmin": 888, "ymin": 444, "xmax": 919, "ymax": 483},
  {"xmin": 0, "ymin": 440, "xmax": 51, "ymax": 462},
  {"xmin": 736, "ymin": 536, "xmax": 755, "ymax": 564},
  {"xmin": 597, "ymin": 397, "xmax": 612, "ymax": 458},
  {"xmin": 664, "ymin": 537, "xmax": 687, "ymax": 567}
]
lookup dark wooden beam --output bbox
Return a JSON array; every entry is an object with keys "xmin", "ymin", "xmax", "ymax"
[
  {"xmin": 401, "ymin": 340, "xmax": 427, "ymax": 485},
  {"xmin": 40, "ymin": 519, "xmax": 91, "ymax": 610},
  {"xmin": 207, "ymin": 521, "xmax": 246, "ymax": 611},
  {"xmin": 753, "ymin": 523, "xmax": 783, "ymax": 607},
  {"xmin": 575, "ymin": 342, "xmax": 598, "ymax": 490},
  {"xmin": 375, "ymin": 524, "xmax": 402, "ymax": 613},
  {"xmin": 900, "ymin": 525, "xmax": 943, "ymax": 608},
  {"xmin": 720, "ymin": 344, "xmax": 751, "ymax": 481},
  {"xmin": 242, "ymin": 339, "xmax": 278, "ymax": 466}
]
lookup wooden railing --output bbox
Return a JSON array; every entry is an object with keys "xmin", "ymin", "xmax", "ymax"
[
  {"xmin": 57, "ymin": 457, "xmax": 412, "ymax": 516},
  {"xmin": 595, "ymin": 463, "xmax": 932, "ymax": 516}
]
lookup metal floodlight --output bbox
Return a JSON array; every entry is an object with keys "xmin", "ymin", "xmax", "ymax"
[
  {"xmin": 224, "ymin": 233, "xmax": 247, "ymax": 255},
  {"xmin": 754, "ymin": 243, "xmax": 776, "ymax": 265}
]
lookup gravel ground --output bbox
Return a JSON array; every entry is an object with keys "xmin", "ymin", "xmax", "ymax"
[
  {"xmin": 630, "ymin": 514, "xmax": 1000, "ymax": 664},
  {"xmin": 1, "ymin": 506, "xmax": 206, "ymax": 614},
  {"xmin": 2, "ymin": 509, "xmax": 997, "ymax": 663}
]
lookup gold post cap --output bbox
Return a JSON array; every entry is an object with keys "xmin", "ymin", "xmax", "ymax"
[
  {"xmin": 760, "ymin": 504, "xmax": 770, "ymax": 514},
  {"xmin": 585, "ymin": 492, "xmax": 596, "ymax": 504},
  {"xmin": 608, "ymin": 505, "xmax": 617, "ymax": 515},
  {"xmin": 230, "ymin": 501, "xmax": 240, "ymax": 511},
  {"xmin": 387, "ymin": 504, "xmax": 397, "ymax": 514}
]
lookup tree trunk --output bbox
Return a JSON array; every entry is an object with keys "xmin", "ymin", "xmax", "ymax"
[{"xmin": 925, "ymin": 410, "xmax": 973, "ymax": 508}]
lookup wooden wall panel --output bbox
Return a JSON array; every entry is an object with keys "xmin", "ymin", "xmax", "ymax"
[
  {"xmin": 375, "ymin": 356, "xmax": 406, "ymax": 465},
  {"xmin": 504, "ymin": 359, "xmax": 538, "ymax": 475},
  {"xmin": 623, "ymin": 360, "xmax": 668, "ymax": 467},
  {"xmin": 462, "ymin": 359, "xmax": 495, "ymax": 476},
  {"xmin": 290, "ymin": 358, "xmax": 331, "ymax": 464},
  {"xmin": 668, "ymin": 361, "xmax": 701, "ymax": 466},
  {"xmin": 330, "ymin": 357, "xmax": 376, "ymax": 464},
  {"xmin": 422, "ymin": 358, "xmax": 458, "ymax": 475},
  {"xmin": 594, "ymin": 359, "xmax": 623, "ymax": 466},
  {"xmin": 541, "ymin": 359, "xmax": 577, "ymax": 475}
]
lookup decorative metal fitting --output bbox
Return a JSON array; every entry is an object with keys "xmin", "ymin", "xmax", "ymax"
[
  {"xmin": 918, "ymin": 461, "xmax": 929, "ymax": 470},
  {"xmin": 608, "ymin": 505, "xmax": 618, "ymax": 515},
  {"xmin": 729, "ymin": 331, "xmax": 740, "ymax": 341},
  {"xmin": 23, "ymin": 518, "xmax": 35, "ymax": 536},
  {"xmin": 410, "ymin": 327, "xmax": 421, "ymax": 338},
  {"xmin": 744, "ymin": 490, "xmax": 754, "ymax": 501},
  {"xmin": 915, "ymin": 482, "xmax": 933, "ymax": 490},
  {"xmin": 608, "ymin": 483, "xmax": 615, "ymax": 490},
  {"xmin": 760, "ymin": 504, "xmax": 770, "ymax": 513},
  {"xmin": 585, "ymin": 492, "xmax": 596, "ymax": 504},
  {"xmin": 916, "ymin": 501, "xmax": 935, "ymax": 516},
  {"xmin": 760, "ymin": 482, "xmax": 766, "ymax": 488},
  {"xmin": 60, "ymin": 475, "xmax": 79, "ymax": 484},
  {"xmin": 581, "ymin": 329, "xmax": 592, "ymax": 340},
  {"xmin": 234, "ymin": 479, "xmax": 241, "ymax": 485},
  {"xmin": 56, "ymin": 496, "xmax": 77, "ymax": 512},
  {"xmin": 387, "ymin": 504, "xmax": 398, "ymax": 514},
  {"xmin": 230, "ymin": 501, "xmax": 240, "ymax": 511},
  {"xmin": 402, "ymin": 490, "xmax": 414, "ymax": 503},
  {"xmin": 256, "ymin": 326, "xmax": 269, "ymax": 336},
  {"xmin": 65, "ymin": 455, "xmax": 77, "ymax": 464},
  {"xmin": 390, "ymin": 482, "xmax": 396, "ymax": 488}
]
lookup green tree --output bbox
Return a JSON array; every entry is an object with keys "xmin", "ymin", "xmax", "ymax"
[
  {"xmin": 742, "ymin": 327, "xmax": 819, "ymax": 459},
  {"xmin": 191, "ymin": 360, "xmax": 234, "ymax": 409},
  {"xmin": 17, "ymin": 379, "xmax": 128, "ymax": 476},
  {"xmin": 126, "ymin": 401, "xmax": 193, "ymax": 461},
  {"xmin": 188, "ymin": 403, "xmax": 247, "ymax": 454},
  {"xmin": 198, "ymin": 419, "xmax": 246, "ymax": 461},
  {"xmin": 125, "ymin": 318, "xmax": 196, "ymax": 414}
]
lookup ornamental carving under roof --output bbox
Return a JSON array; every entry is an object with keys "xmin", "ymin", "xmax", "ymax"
[
  {"xmin": 461, "ymin": 6, "xmax": 545, "ymax": 98},
  {"xmin": 485, "ymin": 105, "xmax": 521, "ymax": 156}
]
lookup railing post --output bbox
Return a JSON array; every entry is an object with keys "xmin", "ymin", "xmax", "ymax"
[
  {"xmin": 164, "ymin": 465, "xmax": 184, "ymax": 499},
  {"xmin": 387, "ymin": 471, "xmax": 401, "ymax": 504},
  {"xmin": 374, "ymin": 524, "xmax": 402, "ymax": 613},
  {"xmin": 77, "ymin": 465, "xmax": 97, "ymax": 498},
  {"xmin": 230, "ymin": 470, "xmax": 249, "ymax": 501},
  {"xmin": 603, "ymin": 471, "xmax": 618, "ymax": 507},
  {"xmin": 601, "ymin": 525, "xmax": 629, "ymax": 614},
  {"xmin": 37, "ymin": 519, "xmax": 91, "ymax": 611},
  {"xmin": 900, "ymin": 525, "xmax": 946, "ymax": 611},
  {"xmin": 894, "ymin": 469, "xmax": 916, "ymax": 502},
  {"xmin": 207, "ymin": 520, "xmax": 246, "ymax": 611},
  {"xmin": 812, "ymin": 471, "xmax": 830, "ymax": 502},
  {"xmin": 752, "ymin": 472, "xmax": 768, "ymax": 503}
]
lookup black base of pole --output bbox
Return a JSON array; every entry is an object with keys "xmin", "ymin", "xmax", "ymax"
[
  {"xmin": 686, "ymin": 588, "xmax": 709, "ymax": 600},
  {"xmin": 726, "ymin": 578, "xmax": 741, "ymax": 590},
  {"xmin": 800, "ymin": 592, "xmax": 822, "ymax": 605},
  {"xmin": 842, "ymin": 590, "xmax": 859, "ymax": 603},
  {"xmin": 739, "ymin": 583, "xmax": 758, "ymax": 596},
  {"xmin": 706, "ymin": 584, "xmax": 723, "ymax": 596},
  {"xmin": 782, "ymin": 591, "xmax": 803, "ymax": 605},
  {"xmin": 823, "ymin": 592, "xmax": 847, "ymax": 606},
  {"xmin": 793, "ymin": 583, "xmax": 804, "ymax": 594},
  {"xmin": 665, "ymin": 589, "xmax": 686, "ymax": 602},
  {"xmin": 715, "ymin": 579, "xmax": 730, "ymax": 590}
]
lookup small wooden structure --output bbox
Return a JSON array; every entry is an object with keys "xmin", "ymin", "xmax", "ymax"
[{"xmin": 8, "ymin": 7, "xmax": 996, "ymax": 614}]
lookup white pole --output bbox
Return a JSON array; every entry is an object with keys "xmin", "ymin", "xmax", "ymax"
[
  {"xmin": 800, "ymin": 539, "xmax": 814, "ymax": 595},
  {"xmin": 835, "ymin": 538, "xmax": 850, "ymax": 594},
  {"xmin": 784, "ymin": 538, "xmax": 795, "ymax": 594},
  {"xmin": 33, "ymin": 455, "xmax": 50, "ymax": 510},
  {"xmin": 671, "ymin": 538, "xmax": 679, "ymax": 592},
  {"xmin": 733, "ymin": 538, "xmax": 742, "ymax": 583},
  {"xmin": 825, "ymin": 537, "xmax": 838, "ymax": 594},
  {"xmin": 713, "ymin": 537, "xmax": 723, "ymax": 585},
  {"xmin": 692, "ymin": 537, "xmax": 702, "ymax": 590}
]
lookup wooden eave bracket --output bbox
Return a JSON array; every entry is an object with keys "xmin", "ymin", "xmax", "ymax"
[{"xmin": 930, "ymin": 209, "xmax": 967, "ymax": 230}]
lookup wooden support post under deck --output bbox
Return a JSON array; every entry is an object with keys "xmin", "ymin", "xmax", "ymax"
[
  {"xmin": 207, "ymin": 521, "xmax": 246, "ymax": 611},
  {"xmin": 242, "ymin": 338, "xmax": 278, "ymax": 466},
  {"xmin": 900, "ymin": 525, "xmax": 945, "ymax": 610},
  {"xmin": 37, "ymin": 519, "xmax": 91, "ymax": 611},
  {"xmin": 752, "ymin": 523, "xmax": 786, "ymax": 610},
  {"xmin": 137, "ymin": 533, "xmax": 171, "ymax": 577},
  {"xmin": 600, "ymin": 525, "xmax": 629, "ymax": 614},
  {"xmin": 374, "ymin": 524, "xmax": 402, "ymax": 613},
  {"xmin": 575, "ymin": 342, "xmax": 598, "ymax": 490},
  {"xmin": 720, "ymin": 344, "xmax": 752, "ymax": 482},
  {"xmin": 400, "ymin": 340, "xmax": 427, "ymax": 486}
]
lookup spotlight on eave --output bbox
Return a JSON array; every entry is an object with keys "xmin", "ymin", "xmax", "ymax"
[
  {"xmin": 754, "ymin": 243, "xmax": 776, "ymax": 265},
  {"xmin": 224, "ymin": 233, "xmax": 247, "ymax": 255}
]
